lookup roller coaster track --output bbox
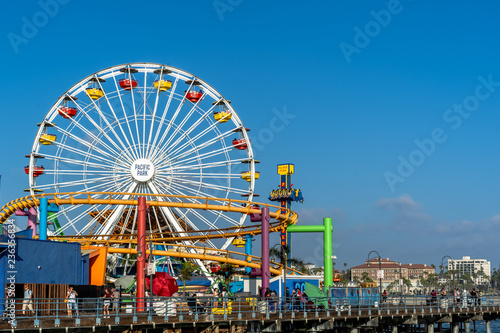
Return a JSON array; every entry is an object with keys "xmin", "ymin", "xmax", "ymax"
[
  {"xmin": 76, "ymin": 240, "xmax": 302, "ymax": 276},
  {"xmin": 0, "ymin": 192, "xmax": 303, "ymax": 276},
  {"xmin": 0, "ymin": 192, "xmax": 297, "ymax": 227}
]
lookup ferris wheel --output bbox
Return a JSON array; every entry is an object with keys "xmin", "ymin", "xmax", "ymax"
[{"xmin": 25, "ymin": 63, "xmax": 259, "ymax": 253}]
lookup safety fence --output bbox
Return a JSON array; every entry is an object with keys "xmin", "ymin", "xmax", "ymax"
[{"xmin": 3, "ymin": 294, "xmax": 500, "ymax": 326}]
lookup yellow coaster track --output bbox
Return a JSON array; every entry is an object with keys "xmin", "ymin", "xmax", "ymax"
[{"xmin": 0, "ymin": 192, "xmax": 302, "ymax": 276}]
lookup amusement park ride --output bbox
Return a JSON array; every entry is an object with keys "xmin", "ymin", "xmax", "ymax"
[{"xmin": 0, "ymin": 63, "xmax": 333, "ymax": 300}]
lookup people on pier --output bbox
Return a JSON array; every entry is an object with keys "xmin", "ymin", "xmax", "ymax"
[
  {"xmin": 187, "ymin": 293, "xmax": 199, "ymax": 314},
  {"xmin": 221, "ymin": 286, "xmax": 228, "ymax": 308},
  {"xmin": 102, "ymin": 287, "xmax": 113, "ymax": 318},
  {"xmin": 285, "ymin": 287, "xmax": 290, "ymax": 310},
  {"xmin": 440, "ymin": 288, "xmax": 447, "ymax": 307},
  {"xmin": 212, "ymin": 287, "xmax": 219, "ymax": 308},
  {"xmin": 22, "ymin": 284, "xmax": 34, "ymax": 317},
  {"xmin": 382, "ymin": 290, "xmax": 388, "ymax": 303},
  {"xmin": 461, "ymin": 289, "xmax": 468, "ymax": 307},
  {"xmin": 431, "ymin": 289, "xmax": 438, "ymax": 305},
  {"xmin": 470, "ymin": 288, "xmax": 478, "ymax": 306},
  {"xmin": 66, "ymin": 286, "xmax": 78, "ymax": 318},
  {"xmin": 455, "ymin": 288, "xmax": 460, "ymax": 305}
]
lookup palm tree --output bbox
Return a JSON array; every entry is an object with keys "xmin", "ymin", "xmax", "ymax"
[
  {"xmin": 361, "ymin": 272, "xmax": 374, "ymax": 283},
  {"xmin": 215, "ymin": 263, "xmax": 237, "ymax": 288},
  {"xmin": 269, "ymin": 244, "xmax": 306, "ymax": 273}
]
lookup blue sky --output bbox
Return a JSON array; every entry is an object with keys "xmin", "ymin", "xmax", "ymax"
[{"xmin": 1, "ymin": 1, "xmax": 500, "ymax": 271}]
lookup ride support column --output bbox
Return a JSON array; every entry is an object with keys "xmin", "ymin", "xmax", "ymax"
[
  {"xmin": 261, "ymin": 207, "xmax": 270, "ymax": 298},
  {"xmin": 39, "ymin": 197, "xmax": 48, "ymax": 240},
  {"xmin": 137, "ymin": 196, "xmax": 146, "ymax": 311},
  {"xmin": 244, "ymin": 234, "xmax": 253, "ymax": 275},
  {"xmin": 287, "ymin": 217, "xmax": 334, "ymax": 290}
]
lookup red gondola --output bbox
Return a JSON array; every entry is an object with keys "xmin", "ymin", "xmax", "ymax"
[
  {"xmin": 24, "ymin": 165, "xmax": 45, "ymax": 177},
  {"xmin": 185, "ymin": 91, "xmax": 203, "ymax": 103},
  {"xmin": 232, "ymin": 138, "xmax": 248, "ymax": 150},
  {"xmin": 119, "ymin": 78, "xmax": 138, "ymax": 90},
  {"xmin": 210, "ymin": 263, "xmax": 220, "ymax": 273},
  {"xmin": 249, "ymin": 204, "xmax": 261, "ymax": 222},
  {"xmin": 58, "ymin": 106, "xmax": 77, "ymax": 119}
]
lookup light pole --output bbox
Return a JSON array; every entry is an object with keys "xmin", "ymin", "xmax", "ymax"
[
  {"xmin": 399, "ymin": 262, "xmax": 403, "ymax": 303},
  {"xmin": 366, "ymin": 250, "xmax": 382, "ymax": 300},
  {"xmin": 331, "ymin": 255, "xmax": 337, "ymax": 286},
  {"xmin": 441, "ymin": 255, "xmax": 452, "ymax": 291}
]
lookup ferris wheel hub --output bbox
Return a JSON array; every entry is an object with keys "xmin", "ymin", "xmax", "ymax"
[{"xmin": 131, "ymin": 159, "xmax": 155, "ymax": 182}]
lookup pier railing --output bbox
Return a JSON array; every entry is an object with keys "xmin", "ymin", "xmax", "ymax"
[{"xmin": 2, "ymin": 294, "xmax": 500, "ymax": 328}]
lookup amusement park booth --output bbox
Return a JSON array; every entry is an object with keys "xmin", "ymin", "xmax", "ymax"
[
  {"xmin": 243, "ymin": 275, "xmax": 322, "ymax": 297},
  {"xmin": 270, "ymin": 275, "xmax": 321, "ymax": 297},
  {"xmin": 0, "ymin": 229, "xmax": 95, "ymax": 315},
  {"xmin": 0, "ymin": 229, "xmax": 90, "ymax": 286}
]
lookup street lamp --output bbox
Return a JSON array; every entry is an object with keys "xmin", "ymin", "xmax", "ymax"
[
  {"xmin": 399, "ymin": 262, "xmax": 403, "ymax": 303},
  {"xmin": 366, "ymin": 250, "xmax": 382, "ymax": 300},
  {"xmin": 441, "ymin": 255, "xmax": 453, "ymax": 291}
]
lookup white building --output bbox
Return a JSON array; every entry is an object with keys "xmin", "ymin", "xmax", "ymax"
[{"xmin": 448, "ymin": 256, "xmax": 491, "ymax": 285}]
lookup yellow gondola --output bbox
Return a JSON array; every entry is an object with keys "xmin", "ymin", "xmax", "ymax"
[
  {"xmin": 213, "ymin": 111, "xmax": 232, "ymax": 123},
  {"xmin": 39, "ymin": 134, "xmax": 57, "ymax": 145},
  {"xmin": 153, "ymin": 80, "xmax": 172, "ymax": 92},
  {"xmin": 232, "ymin": 237, "xmax": 246, "ymax": 247},
  {"xmin": 86, "ymin": 88, "xmax": 104, "ymax": 100},
  {"xmin": 241, "ymin": 171, "xmax": 260, "ymax": 182}
]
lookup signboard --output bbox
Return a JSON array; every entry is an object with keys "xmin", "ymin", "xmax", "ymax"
[
  {"xmin": 147, "ymin": 262, "xmax": 156, "ymax": 275},
  {"xmin": 377, "ymin": 270, "xmax": 384, "ymax": 279},
  {"xmin": 131, "ymin": 159, "xmax": 155, "ymax": 182},
  {"xmin": 277, "ymin": 164, "xmax": 294, "ymax": 175}
]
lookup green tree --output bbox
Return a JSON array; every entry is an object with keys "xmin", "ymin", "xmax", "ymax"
[
  {"xmin": 420, "ymin": 273, "xmax": 439, "ymax": 292},
  {"xmin": 179, "ymin": 261, "xmax": 199, "ymax": 293},
  {"xmin": 461, "ymin": 273, "xmax": 473, "ymax": 290},
  {"xmin": 361, "ymin": 272, "xmax": 374, "ymax": 283},
  {"xmin": 402, "ymin": 277, "xmax": 412, "ymax": 294},
  {"xmin": 386, "ymin": 281, "xmax": 397, "ymax": 293},
  {"xmin": 269, "ymin": 244, "xmax": 307, "ymax": 273},
  {"xmin": 215, "ymin": 263, "xmax": 237, "ymax": 288}
]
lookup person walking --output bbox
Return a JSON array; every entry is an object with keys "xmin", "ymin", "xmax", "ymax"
[
  {"xmin": 112, "ymin": 287, "xmax": 120, "ymax": 313},
  {"xmin": 102, "ymin": 287, "xmax": 113, "ymax": 318},
  {"xmin": 470, "ymin": 288, "xmax": 478, "ymax": 306},
  {"xmin": 440, "ymin": 288, "xmax": 447, "ymax": 307},
  {"xmin": 430, "ymin": 290, "xmax": 437, "ymax": 306},
  {"xmin": 285, "ymin": 287, "xmax": 290, "ymax": 310},
  {"xmin": 66, "ymin": 286, "xmax": 78, "ymax": 318},
  {"xmin": 461, "ymin": 288, "xmax": 468, "ymax": 307},
  {"xmin": 212, "ymin": 287, "xmax": 219, "ymax": 308},
  {"xmin": 295, "ymin": 287, "xmax": 302, "ymax": 310},
  {"xmin": 22, "ymin": 284, "xmax": 34, "ymax": 317},
  {"xmin": 221, "ymin": 286, "xmax": 228, "ymax": 308}
]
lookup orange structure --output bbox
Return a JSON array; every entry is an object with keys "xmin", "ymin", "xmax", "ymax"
[{"xmin": 81, "ymin": 246, "xmax": 108, "ymax": 286}]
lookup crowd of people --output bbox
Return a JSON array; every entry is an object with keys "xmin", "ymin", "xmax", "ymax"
[
  {"xmin": 11, "ymin": 283, "xmax": 486, "ymax": 320},
  {"xmin": 425, "ymin": 287, "xmax": 481, "ymax": 307}
]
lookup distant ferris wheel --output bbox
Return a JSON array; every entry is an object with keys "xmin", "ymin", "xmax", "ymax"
[{"xmin": 25, "ymin": 63, "xmax": 259, "ymax": 251}]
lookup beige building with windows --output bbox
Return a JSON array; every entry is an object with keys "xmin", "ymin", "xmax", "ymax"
[
  {"xmin": 351, "ymin": 258, "xmax": 435, "ymax": 289},
  {"xmin": 447, "ymin": 256, "xmax": 491, "ymax": 285}
]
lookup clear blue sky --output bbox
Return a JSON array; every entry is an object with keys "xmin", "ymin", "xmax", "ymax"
[{"xmin": 1, "ymin": 1, "xmax": 500, "ymax": 271}]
